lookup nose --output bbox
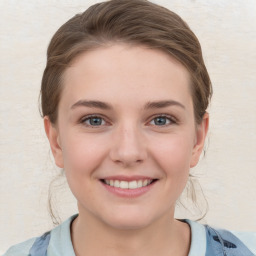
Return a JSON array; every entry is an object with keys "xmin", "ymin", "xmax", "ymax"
[{"xmin": 109, "ymin": 124, "xmax": 148, "ymax": 167}]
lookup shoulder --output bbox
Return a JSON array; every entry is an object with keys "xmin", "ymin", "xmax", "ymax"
[
  {"xmin": 205, "ymin": 224, "xmax": 256, "ymax": 255},
  {"xmin": 3, "ymin": 214, "xmax": 77, "ymax": 256},
  {"xmin": 231, "ymin": 230, "xmax": 256, "ymax": 254},
  {"xmin": 184, "ymin": 219, "xmax": 256, "ymax": 256},
  {"xmin": 3, "ymin": 237, "xmax": 37, "ymax": 256}
]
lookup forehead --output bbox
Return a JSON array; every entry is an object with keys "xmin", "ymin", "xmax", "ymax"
[{"xmin": 61, "ymin": 44, "xmax": 192, "ymax": 109}]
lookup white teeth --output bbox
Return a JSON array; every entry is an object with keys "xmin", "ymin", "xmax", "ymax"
[
  {"xmin": 114, "ymin": 180, "xmax": 120, "ymax": 188},
  {"xmin": 128, "ymin": 181, "xmax": 137, "ymax": 189},
  {"xmin": 104, "ymin": 179, "xmax": 154, "ymax": 189},
  {"xmin": 120, "ymin": 181, "xmax": 129, "ymax": 189},
  {"xmin": 137, "ymin": 180, "xmax": 143, "ymax": 188}
]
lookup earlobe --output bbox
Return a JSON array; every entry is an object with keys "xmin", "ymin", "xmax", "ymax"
[
  {"xmin": 190, "ymin": 113, "xmax": 209, "ymax": 168},
  {"xmin": 44, "ymin": 116, "xmax": 64, "ymax": 168}
]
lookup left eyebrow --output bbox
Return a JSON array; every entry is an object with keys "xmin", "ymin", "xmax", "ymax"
[{"xmin": 144, "ymin": 100, "xmax": 185, "ymax": 110}]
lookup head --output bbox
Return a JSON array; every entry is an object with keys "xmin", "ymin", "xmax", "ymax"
[
  {"xmin": 42, "ymin": 0, "xmax": 212, "ymax": 228},
  {"xmin": 41, "ymin": 0, "xmax": 211, "ymax": 124}
]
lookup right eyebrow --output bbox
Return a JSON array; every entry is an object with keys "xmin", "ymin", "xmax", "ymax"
[
  {"xmin": 144, "ymin": 100, "xmax": 185, "ymax": 110},
  {"xmin": 70, "ymin": 100, "xmax": 112, "ymax": 110}
]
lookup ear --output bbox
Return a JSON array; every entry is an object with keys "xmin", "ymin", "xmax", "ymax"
[
  {"xmin": 44, "ymin": 116, "xmax": 64, "ymax": 168},
  {"xmin": 190, "ymin": 113, "xmax": 209, "ymax": 168}
]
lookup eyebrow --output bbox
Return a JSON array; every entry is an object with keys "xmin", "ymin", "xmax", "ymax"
[
  {"xmin": 71, "ymin": 100, "xmax": 112, "ymax": 110},
  {"xmin": 144, "ymin": 100, "xmax": 185, "ymax": 110},
  {"xmin": 71, "ymin": 99, "xmax": 185, "ymax": 110}
]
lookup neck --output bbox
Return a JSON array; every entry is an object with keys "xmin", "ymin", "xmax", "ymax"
[{"xmin": 71, "ymin": 209, "xmax": 191, "ymax": 256}]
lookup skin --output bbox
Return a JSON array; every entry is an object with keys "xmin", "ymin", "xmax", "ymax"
[{"xmin": 44, "ymin": 44, "xmax": 209, "ymax": 256}]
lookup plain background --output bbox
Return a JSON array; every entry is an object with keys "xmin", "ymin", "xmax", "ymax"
[{"xmin": 0, "ymin": 0, "xmax": 255, "ymax": 253}]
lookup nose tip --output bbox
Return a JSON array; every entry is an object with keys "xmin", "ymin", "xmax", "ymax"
[
  {"xmin": 114, "ymin": 149, "xmax": 146, "ymax": 166},
  {"xmin": 109, "ymin": 127, "xmax": 147, "ymax": 167}
]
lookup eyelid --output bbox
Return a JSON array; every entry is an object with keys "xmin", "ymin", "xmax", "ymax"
[
  {"xmin": 80, "ymin": 114, "xmax": 110, "ymax": 127},
  {"xmin": 147, "ymin": 114, "xmax": 178, "ymax": 126}
]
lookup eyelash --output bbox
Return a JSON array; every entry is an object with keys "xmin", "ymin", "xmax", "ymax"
[
  {"xmin": 80, "ymin": 114, "xmax": 177, "ymax": 128},
  {"xmin": 80, "ymin": 115, "xmax": 108, "ymax": 127},
  {"xmin": 149, "ymin": 114, "xmax": 177, "ymax": 126}
]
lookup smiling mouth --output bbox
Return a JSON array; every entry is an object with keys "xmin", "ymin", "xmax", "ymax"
[{"xmin": 100, "ymin": 179, "xmax": 158, "ymax": 189}]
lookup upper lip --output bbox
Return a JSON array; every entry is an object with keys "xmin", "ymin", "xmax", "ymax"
[{"xmin": 100, "ymin": 175, "xmax": 158, "ymax": 181}]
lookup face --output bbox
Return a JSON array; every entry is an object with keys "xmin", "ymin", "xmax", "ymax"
[{"xmin": 45, "ymin": 44, "xmax": 208, "ymax": 230}]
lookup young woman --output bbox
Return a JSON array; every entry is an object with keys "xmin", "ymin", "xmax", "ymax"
[{"xmin": 4, "ymin": 0, "xmax": 255, "ymax": 255}]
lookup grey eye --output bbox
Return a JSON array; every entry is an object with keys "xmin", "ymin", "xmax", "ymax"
[
  {"xmin": 84, "ymin": 116, "xmax": 105, "ymax": 126},
  {"xmin": 150, "ymin": 116, "xmax": 171, "ymax": 126}
]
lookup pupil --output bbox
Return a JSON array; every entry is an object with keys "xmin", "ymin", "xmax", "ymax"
[
  {"xmin": 90, "ymin": 117, "xmax": 102, "ymax": 125},
  {"xmin": 155, "ymin": 117, "xmax": 166, "ymax": 125}
]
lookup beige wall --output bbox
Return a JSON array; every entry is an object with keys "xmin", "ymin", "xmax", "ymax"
[{"xmin": 0, "ymin": 0, "xmax": 255, "ymax": 253}]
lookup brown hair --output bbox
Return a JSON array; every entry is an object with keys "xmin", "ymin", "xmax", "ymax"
[
  {"xmin": 41, "ymin": 0, "xmax": 212, "ymax": 224},
  {"xmin": 41, "ymin": 0, "xmax": 212, "ymax": 124}
]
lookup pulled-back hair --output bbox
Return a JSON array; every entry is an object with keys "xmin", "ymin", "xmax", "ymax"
[{"xmin": 41, "ymin": 0, "xmax": 212, "ymax": 124}]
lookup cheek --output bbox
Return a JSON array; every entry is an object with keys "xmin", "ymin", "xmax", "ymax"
[
  {"xmin": 60, "ymin": 134, "xmax": 108, "ymax": 205},
  {"xmin": 61, "ymin": 133, "xmax": 107, "ymax": 178},
  {"xmin": 151, "ymin": 134, "xmax": 194, "ymax": 179}
]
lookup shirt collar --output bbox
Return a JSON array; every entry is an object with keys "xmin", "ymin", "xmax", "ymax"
[
  {"xmin": 47, "ymin": 215, "xmax": 206, "ymax": 256},
  {"xmin": 185, "ymin": 219, "xmax": 207, "ymax": 256},
  {"xmin": 47, "ymin": 214, "xmax": 78, "ymax": 256}
]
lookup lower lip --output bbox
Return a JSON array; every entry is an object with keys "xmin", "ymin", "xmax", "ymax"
[{"xmin": 101, "ymin": 181, "xmax": 157, "ymax": 198}]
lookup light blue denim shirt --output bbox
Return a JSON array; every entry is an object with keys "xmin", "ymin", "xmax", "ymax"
[{"xmin": 4, "ymin": 215, "xmax": 256, "ymax": 256}]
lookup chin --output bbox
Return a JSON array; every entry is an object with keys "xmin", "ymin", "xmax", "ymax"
[{"xmin": 101, "ymin": 209, "xmax": 159, "ymax": 230}]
